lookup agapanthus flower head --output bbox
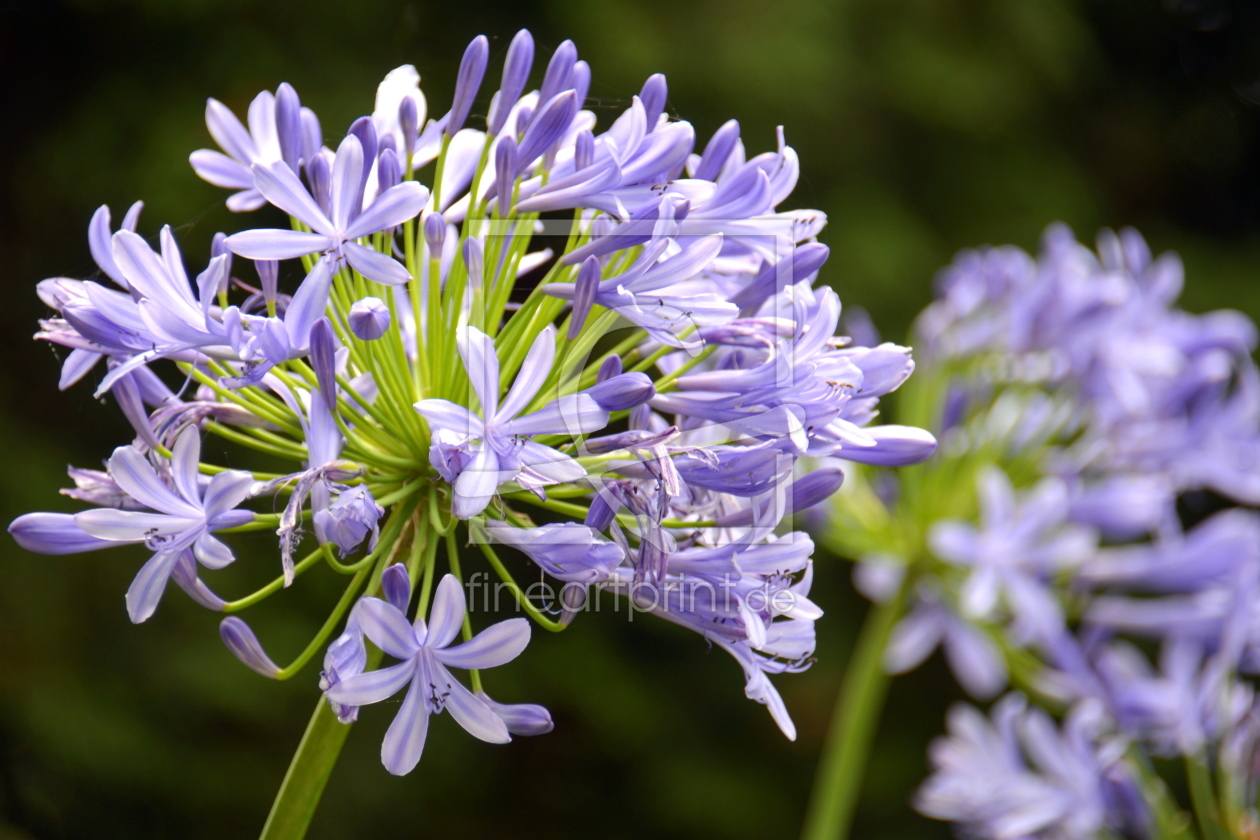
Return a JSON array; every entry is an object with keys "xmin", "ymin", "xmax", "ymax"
[{"xmin": 13, "ymin": 32, "xmax": 934, "ymax": 779}]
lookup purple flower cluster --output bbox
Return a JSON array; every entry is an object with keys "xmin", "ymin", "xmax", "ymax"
[
  {"xmin": 858, "ymin": 225, "xmax": 1260, "ymax": 837},
  {"xmin": 10, "ymin": 30, "xmax": 936, "ymax": 778}
]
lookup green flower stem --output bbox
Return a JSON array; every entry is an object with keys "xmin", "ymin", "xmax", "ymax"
[
  {"xmin": 473, "ymin": 538, "xmax": 566, "ymax": 632},
  {"xmin": 374, "ymin": 480, "xmax": 426, "ymax": 507},
  {"xmin": 274, "ymin": 565, "xmax": 371, "ymax": 680},
  {"xmin": 443, "ymin": 527, "xmax": 482, "ymax": 692},
  {"xmin": 204, "ymin": 421, "xmax": 307, "ymax": 461},
  {"xmin": 1187, "ymin": 756, "xmax": 1225, "ymax": 840},
  {"xmin": 1129, "ymin": 746, "xmax": 1197, "ymax": 840},
  {"xmin": 627, "ymin": 343, "xmax": 675, "ymax": 375},
  {"xmin": 653, "ymin": 343, "xmax": 716, "ymax": 391},
  {"xmin": 576, "ymin": 329, "xmax": 650, "ymax": 390},
  {"xmin": 504, "ymin": 492, "xmax": 639, "ymax": 528},
  {"xmin": 257, "ymin": 677, "xmax": 371, "ymax": 840},
  {"xmin": 415, "ymin": 524, "xmax": 440, "ymax": 615},
  {"xmin": 800, "ymin": 577, "xmax": 912, "ymax": 840},
  {"xmin": 219, "ymin": 512, "xmax": 306, "ymax": 534},
  {"xmin": 222, "ymin": 547, "xmax": 325, "ymax": 612},
  {"xmin": 198, "ymin": 363, "xmax": 305, "ymax": 437}
]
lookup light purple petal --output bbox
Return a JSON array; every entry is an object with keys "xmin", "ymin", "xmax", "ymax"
[
  {"xmin": 344, "ymin": 241, "xmax": 411, "ymax": 286},
  {"xmin": 326, "ymin": 659, "xmax": 416, "ymax": 706},
  {"xmin": 250, "ymin": 161, "xmax": 335, "ymax": 233},
  {"xmin": 928, "ymin": 521, "xmax": 979, "ymax": 566},
  {"xmin": 107, "ymin": 445, "xmax": 200, "ymax": 517},
  {"xmin": 88, "ymin": 205, "xmax": 127, "ymax": 286},
  {"xmin": 381, "ymin": 674, "xmax": 430, "ymax": 775},
  {"xmin": 497, "ymin": 326, "xmax": 555, "ymax": 421},
  {"xmin": 74, "ymin": 509, "xmax": 198, "ymax": 541},
  {"xmin": 414, "ymin": 399, "xmax": 483, "ymax": 436},
  {"xmin": 189, "ymin": 149, "xmax": 253, "ymax": 190},
  {"xmin": 440, "ymin": 667, "xmax": 511, "ymax": 743},
  {"xmin": 357, "ymin": 597, "xmax": 421, "ymax": 659},
  {"xmin": 170, "ymin": 427, "xmax": 202, "ymax": 507},
  {"xmin": 455, "ymin": 326, "xmax": 499, "ymax": 419},
  {"xmin": 226, "ymin": 189, "xmax": 268, "ymax": 213},
  {"xmin": 224, "ymin": 229, "xmax": 331, "ymax": 261},
  {"xmin": 203, "ymin": 470, "xmax": 254, "ymax": 522},
  {"xmin": 9, "ymin": 512, "xmax": 117, "ymax": 555},
  {"xmin": 126, "ymin": 549, "xmax": 182, "ymax": 623},
  {"xmin": 205, "ymin": 98, "xmax": 257, "ymax": 164},
  {"xmin": 426, "ymin": 574, "xmax": 466, "ymax": 650},
  {"xmin": 433, "ymin": 617, "xmax": 530, "ymax": 670},
  {"xmin": 943, "ymin": 622, "xmax": 1007, "ymax": 699},
  {"xmin": 506, "ymin": 393, "xmax": 608, "ymax": 437},
  {"xmin": 452, "ymin": 445, "xmax": 500, "ymax": 520},
  {"xmin": 283, "ymin": 258, "xmax": 334, "ymax": 352},
  {"xmin": 194, "ymin": 532, "xmax": 235, "ymax": 570},
  {"xmin": 329, "ymin": 134, "xmax": 365, "ymax": 232},
  {"xmin": 345, "ymin": 182, "xmax": 430, "ymax": 240},
  {"xmin": 58, "ymin": 348, "xmax": 103, "ymax": 391},
  {"xmin": 884, "ymin": 606, "xmax": 946, "ymax": 674}
]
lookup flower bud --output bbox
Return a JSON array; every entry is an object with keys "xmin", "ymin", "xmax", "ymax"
[
  {"xmin": 596, "ymin": 354, "xmax": 622, "ymax": 383},
  {"xmin": 275, "ymin": 82, "xmax": 302, "ymax": 172},
  {"xmin": 314, "ymin": 486, "xmax": 384, "ymax": 557},
  {"xmin": 448, "ymin": 35, "xmax": 490, "ymax": 136},
  {"xmin": 568, "ymin": 255, "xmax": 600, "ymax": 340},
  {"xmin": 574, "ymin": 128, "xmax": 594, "ymax": 171},
  {"xmin": 423, "ymin": 211, "xmax": 446, "ymax": 254},
  {"xmin": 398, "ymin": 95, "xmax": 418, "ymax": 161},
  {"xmin": 300, "ymin": 107, "xmax": 322, "ymax": 167},
  {"xmin": 538, "ymin": 40, "xmax": 577, "ymax": 110},
  {"xmin": 380, "ymin": 563, "xmax": 411, "ymax": 613},
  {"xmin": 584, "ymin": 372, "xmax": 655, "ymax": 411},
  {"xmin": 558, "ymin": 582, "xmax": 587, "ymax": 628},
  {"xmin": 694, "ymin": 118, "xmax": 740, "ymax": 182},
  {"xmin": 494, "ymin": 135, "xmax": 518, "ymax": 214},
  {"xmin": 220, "ymin": 617, "xmax": 281, "ymax": 678},
  {"xmin": 308, "ymin": 317, "xmax": 338, "ymax": 401},
  {"xmin": 639, "ymin": 73, "xmax": 667, "ymax": 132},
  {"xmin": 376, "ymin": 148, "xmax": 401, "ymax": 196},
  {"xmin": 517, "ymin": 91, "xmax": 578, "ymax": 174},
  {"xmin": 488, "ymin": 29, "xmax": 534, "ymax": 135},
  {"xmin": 349, "ymin": 297, "xmax": 391, "ymax": 341}
]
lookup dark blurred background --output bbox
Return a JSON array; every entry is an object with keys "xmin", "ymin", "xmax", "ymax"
[{"xmin": 1, "ymin": 0, "xmax": 1258, "ymax": 837}]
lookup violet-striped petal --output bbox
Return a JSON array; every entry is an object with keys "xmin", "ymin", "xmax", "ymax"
[
  {"xmin": 326, "ymin": 659, "xmax": 416, "ymax": 706},
  {"xmin": 344, "ymin": 181, "xmax": 429, "ymax": 240},
  {"xmin": 8, "ymin": 513, "xmax": 117, "ymax": 554},
  {"xmin": 381, "ymin": 675, "xmax": 430, "ymax": 775},
  {"xmin": 357, "ymin": 597, "xmax": 422, "ymax": 659},
  {"xmin": 441, "ymin": 668, "xmax": 511, "ymax": 743},
  {"xmin": 497, "ymin": 327, "xmax": 555, "ymax": 421},
  {"xmin": 225, "ymin": 228, "xmax": 331, "ymax": 261},
  {"xmin": 126, "ymin": 549, "xmax": 182, "ymax": 624},
  {"xmin": 433, "ymin": 617, "xmax": 530, "ymax": 670},
  {"xmin": 344, "ymin": 242, "xmax": 411, "ymax": 286},
  {"xmin": 250, "ymin": 161, "xmax": 335, "ymax": 233},
  {"xmin": 220, "ymin": 616, "xmax": 281, "ymax": 677},
  {"xmin": 426, "ymin": 574, "xmax": 466, "ymax": 650},
  {"xmin": 108, "ymin": 445, "xmax": 200, "ymax": 517},
  {"xmin": 381, "ymin": 563, "xmax": 411, "ymax": 613}
]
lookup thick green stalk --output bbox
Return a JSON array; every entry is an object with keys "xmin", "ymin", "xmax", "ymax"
[
  {"xmin": 259, "ymin": 507, "xmax": 423, "ymax": 839},
  {"xmin": 257, "ymin": 647, "xmax": 382, "ymax": 840},
  {"xmin": 800, "ymin": 581, "xmax": 910, "ymax": 840},
  {"xmin": 1186, "ymin": 756, "xmax": 1225, "ymax": 840}
]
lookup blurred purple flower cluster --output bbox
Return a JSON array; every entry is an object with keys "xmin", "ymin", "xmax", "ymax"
[{"xmin": 839, "ymin": 224, "xmax": 1260, "ymax": 839}]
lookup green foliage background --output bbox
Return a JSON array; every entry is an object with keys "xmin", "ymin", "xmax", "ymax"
[{"xmin": 0, "ymin": 1, "xmax": 1257, "ymax": 837}]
